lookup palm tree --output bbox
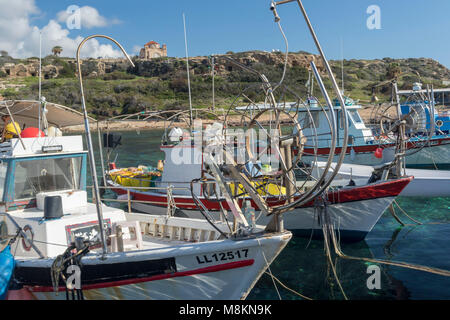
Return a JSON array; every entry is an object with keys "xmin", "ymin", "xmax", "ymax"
[{"xmin": 52, "ymin": 46, "xmax": 63, "ymax": 56}]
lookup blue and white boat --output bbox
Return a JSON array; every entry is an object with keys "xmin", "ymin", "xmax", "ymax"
[{"xmin": 297, "ymin": 94, "xmax": 450, "ymax": 168}]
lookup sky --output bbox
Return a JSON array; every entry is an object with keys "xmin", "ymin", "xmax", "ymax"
[{"xmin": 1, "ymin": 0, "xmax": 449, "ymax": 68}]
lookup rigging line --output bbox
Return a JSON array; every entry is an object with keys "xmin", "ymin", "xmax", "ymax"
[
  {"xmin": 328, "ymin": 223, "xmax": 450, "ymax": 278},
  {"xmin": 272, "ymin": 19, "xmax": 289, "ymax": 93},
  {"xmin": 393, "ymin": 200, "xmax": 449, "ymax": 226},
  {"xmin": 389, "ymin": 204, "xmax": 407, "ymax": 227},
  {"xmin": 320, "ymin": 206, "xmax": 348, "ymax": 300},
  {"xmin": 183, "ymin": 13, "xmax": 193, "ymax": 129},
  {"xmin": 263, "ymin": 271, "xmax": 313, "ymax": 300},
  {"xmin": 392, "ymin": 199, "xmax": 422, "ymax": 225},
  {"xmin": 257, "ymin": 238, "xmax": 282, "ymax": 300}
]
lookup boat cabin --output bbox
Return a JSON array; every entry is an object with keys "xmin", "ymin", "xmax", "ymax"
[
  {"xmin": 0, "ymin": 101, "xmax": 131, "ymax": 260},
  {"xmin": 297, "ymin": 97, "xmax": 374, "ymax": 148},
  {"xmin": 1, "ymin": 136, "xmax": 127, "ymax": 259}
]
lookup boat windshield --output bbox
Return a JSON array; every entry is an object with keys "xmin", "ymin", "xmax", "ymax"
[
  {"xmin": 14, "ymin": 157, "xmax": 82, "ymax": 200},
  {"xmin": 348, "ymin": 110, "xmax": 363, "ymax": 124}
]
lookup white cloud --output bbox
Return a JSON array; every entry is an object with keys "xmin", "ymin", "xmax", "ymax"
[
  {"xmin": 132, "ymin": 45, "xmax": 142, "ymax": 55},
  {"xmin": 0, "ymin": 0, "xmax": 123, "ymax": 59},
  {"xmin": 56, "ymin": 5, "xmax": 121, "ymax": 29}
]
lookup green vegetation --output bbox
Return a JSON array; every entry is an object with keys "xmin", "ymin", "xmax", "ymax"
[{"xmin": 1, "ymin": 52, "xmax": 449, "ymax": 119}]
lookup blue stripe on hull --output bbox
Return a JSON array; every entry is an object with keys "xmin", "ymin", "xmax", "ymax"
[{"xmin": 291, "ymin": 229, "xmax": 368, "ymax": 243}]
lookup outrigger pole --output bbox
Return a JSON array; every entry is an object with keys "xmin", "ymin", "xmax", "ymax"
[
  {"xmin": 271, "ymin": 0, "xmax": 349, "ymax": 175},
  {"xmin": 183, "ymin": 13, "xmax": 194, "ymax": 129},
  {"xmin": 76, "ymin": 35, "xmax": 135, "ymax": 256}
]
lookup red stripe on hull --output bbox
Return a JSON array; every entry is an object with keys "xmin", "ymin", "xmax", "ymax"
[
  {"xmin": 300, "ymin": 177, "xmax": 412, "ymax": 207},
  {"xmin": 300, "ymin": 136, "xmax": 450, "ymax": 156},
  {"xmin": 111, "ymin": 177, "xmax": 412, "ymax": 211},
  {"xmin": 26, "ymin": 259, "xmax": 255, "ymax": 293}
]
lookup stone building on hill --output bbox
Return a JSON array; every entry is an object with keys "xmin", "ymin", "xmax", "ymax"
[{"xmin": 139, "ymin": 41, "xmax": 167, "ymax": 60}]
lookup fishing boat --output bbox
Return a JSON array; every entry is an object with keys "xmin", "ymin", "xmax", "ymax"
[
  {"xmin": 105, "ymin": 119, "xmax": 412, "ymax": 242},
  {"xmin": 0, "ymin": 34, "xmax": 295, "ymax": 300},
  {"xmin": 397, "ymin": 83, "xmax": 450, "ymax": 136},
  {"xmin": 296, "ymin": 95, "xmax": 450, "ymax": 168},
  {"xmin": 0, "ymin": 99, "xmax": 293, "ymax": 300},
  {"xmin": 307, "ymin": 82, "xmax": 450, "ymax": 197}
]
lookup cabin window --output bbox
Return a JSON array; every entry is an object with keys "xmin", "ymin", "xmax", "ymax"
[
  {"xmin": 349, "ymin": 110, "xmax": 363, "ymax": 124},
  {"xmin": 339, "ymin": 111, "xmax": 352, "ymax": 129},
  {"xmin": 0, "ymin": 161, "xmax": 7, "ymax": 201},
  {"xmin": 13, "ymin": 157, "xmax": 82, "ymax": 200},
  {"xmin": 301, "ymin": 112, "xmax": 320, "ymax": 129}
]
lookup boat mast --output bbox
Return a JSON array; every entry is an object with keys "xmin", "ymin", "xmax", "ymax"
[
  {"xmin": 183, "ymin": 13, "xmax": 194, "ymax": 129},
  {"xmin": 211, "ymin": 55, "xmax": 215, "ymax": 111},
  {"xmin": 341, "ymin": 37, "xmax": 344, "ymax": 96},
  {"xmin": 38, "ymin": 31, "xmax": 42, "ymax": 132}
]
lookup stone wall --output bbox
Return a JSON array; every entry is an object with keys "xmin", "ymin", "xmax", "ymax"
[{"xmin": 0, "ymin": 62, "xmax": 61, "ymax": 79}]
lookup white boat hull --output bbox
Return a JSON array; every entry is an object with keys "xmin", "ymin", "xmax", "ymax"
[
  {"xmin": 14, "ymin": 229, "xmax": 291, "ymax": 300},
  {"xmin": 260, "ymin": 197, "xmax": 395, "ymax": 241},
  {"xmin": 302, "ymin": 139, "xmax": 450, "ymax": 167},
  {"xmin": 131, "ymin": 197, "xmax": 395, "ymax": 242}
]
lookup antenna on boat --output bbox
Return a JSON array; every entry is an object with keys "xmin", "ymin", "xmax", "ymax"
[
  {"xmin": 76, "ymin": 35, "xmax": 135, "ymax": 257},
  {"xmin": 341, "ymin": 37, "xmax": 344, "ymax": 96},
  {"xmin": 183, "ymin": 13, "xmax": 194, "ymax": 129},
  {"xmin": 210, "ymin": 55, "xmax": 215, "ymax": 111},
  {"xmin": 38, "ymin": 31, "xmax": 42, "ymax": 133}
]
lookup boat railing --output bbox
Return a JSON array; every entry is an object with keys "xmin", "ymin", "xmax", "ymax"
[
  {"xmin": 89, "ymin": 180, "xmax": 219, "ymax": 215},
  {"xmin": 89, "ymin": 177, "xmax": 284, "ymax": 215}
]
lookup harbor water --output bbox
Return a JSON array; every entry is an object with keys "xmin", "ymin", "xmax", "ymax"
[{"xmin": 87, "ymin": 130, "xmax": 450, "ymax": 300}]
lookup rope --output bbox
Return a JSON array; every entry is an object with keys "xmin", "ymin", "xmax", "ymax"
[
  {"xmin": 392, "ymin": 199, "xmax": 423, "ymax": 225},
  {"xmin": 257, "ymin": 238, "xmax": 282, "ymax": 300},
  {"xmin": 50, "ymin": 241, "xmax": 90, "ymax": 300},
  {"xmin": 166, "ymin": 185, "xmax": 177, "ymax": 217},
  {"xmin": 389, "ymin": 204, "xmax": 406, "ymax": 226},
  {"xmin": 328, "ymin": 223, "xmax": 450, "ymax": 278},
  {"xmin": 320, "ymin": 207, "xmax": 348, "ymax": 300},
  {"xmin": 272, "ymin": 20, "xmax": 289, "ymax": 93},
  {"xmin": 263, "ymin": 271, "xmax": 313, "ymax": 300},
  {"xmin": 391, "ymin": 200, "xmax": 449, "ymax": 226}
]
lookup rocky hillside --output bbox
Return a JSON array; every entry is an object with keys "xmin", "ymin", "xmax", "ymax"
[{"xmin": 0, "ymin": 51, "xmax": 449, "ymax": 118}]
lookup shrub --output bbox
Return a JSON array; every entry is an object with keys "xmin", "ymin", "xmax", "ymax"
[{"xmin": 103, "ymin": 71, "xmax": 136, "ymax": 81}]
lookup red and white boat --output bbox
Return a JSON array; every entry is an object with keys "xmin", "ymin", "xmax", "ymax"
[{"xmin": 106, "ymin": 138, "xmax": 413, "ymax": 242}]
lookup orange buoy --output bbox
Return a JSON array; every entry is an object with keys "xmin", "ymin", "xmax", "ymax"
[
  {"xmin": 374, "ymin": 147, "xmax": 383, "ymax": 159},
  {"xmin": 20, "ymin": 127, "xmax": 45, "ymax": 138}
]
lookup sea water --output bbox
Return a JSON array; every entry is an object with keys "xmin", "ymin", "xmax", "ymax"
[{"xmin": 86, "ymin": 130, "xmax": 450, "ymax": 300}]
